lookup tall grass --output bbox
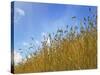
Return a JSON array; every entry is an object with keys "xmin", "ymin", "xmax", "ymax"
[{"xmin": 14, "ymin": 8, "xmax": 97, "ymax": 73}]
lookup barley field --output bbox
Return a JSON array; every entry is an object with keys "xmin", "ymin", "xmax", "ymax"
[{"xmin": 13, "ymin": 7, "xmax": 97, "ymax": 73}]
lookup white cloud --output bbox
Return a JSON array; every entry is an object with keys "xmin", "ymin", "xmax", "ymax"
[
  {"xmin": 47, "ymin": 38, "xmax": 50, "ymax": 46},
  {"xmin": 41, "ymin": 32, "xmax": 51, "ymax": 46},
  {"xmin": 14, "ymin": 8, "xmax": 25, "ymax": 23},
  {"xmin": 35, "ymin": 40, "xmax": 39, "ymax": 44},
  {"xmin": 15, "ymin": 8, "xmax": 25, "ymax": 16},
  {"xmin": 14, "ymin": 51, "xmax": 22, "ymax": 65},
  {"xmin": 23, "ymin": 42, "xmax": 29, "ymax": 46},
  {"xmin": 35, "ymin": 40, "xmax": 41, "ymax": 46},
  {"xmin": 41, "ymin": 32, "xmax": 47, "ymax": 38},
  {"xmin": 28, "ymin": 54, "xmax": 31, "ymax": 58}
]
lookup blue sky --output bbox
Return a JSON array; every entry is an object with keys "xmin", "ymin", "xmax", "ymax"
[{"xmin": 12, "ymin": 1, "xmax": 97, "ymax": 62}]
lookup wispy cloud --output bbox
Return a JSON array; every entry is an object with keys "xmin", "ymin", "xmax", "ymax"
[
  {"xmin": 15, "ymin": 8, "xmax": 25, "ymax": 16},
  {"xmin": 41, "ymin": 32, "xmax": 47, "ymax": 38},
  {"xmin": 14, "ymin": 50, "xmax": 22, "ymax": 65},
  {"xmin": 23, "ymin": 42, "xmax": 29, "ymax": 46},
  {"xmin": 47, "ymin": 38, "xmax": 50, "ymax": 46},
  {"xmin": 35, "ymin": 40, "xmax": 40, "ymax": 45},
  {"xmin": 41, "ymin": 32, "xmax": 51, "ymax": 46},
  {"xmin": 14, "ymin": 7, "xmax": 25, "ymax": 23}
]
